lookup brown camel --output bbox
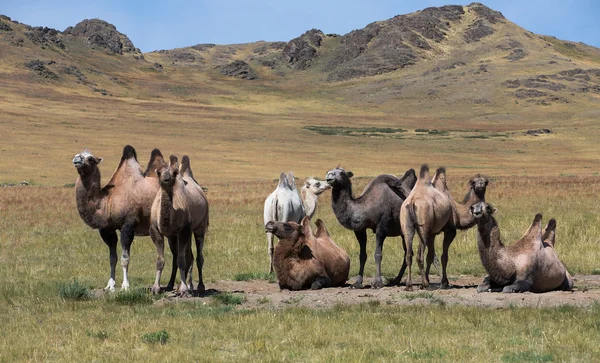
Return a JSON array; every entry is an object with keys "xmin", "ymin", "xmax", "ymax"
[
  {"xmin": 265, "ymin": 217, "xmax": 350, "ymax": 290},
  {"xmin": 301, "ymin": 177, "xmax": 331, "ymax": 220},
  {"xmin": 400, "ymin": 165, "xmax": 489, "ymax": 290},
  {"xmin": 73, "ymin": 145, "xmax": 169, "ymax": 291},
  {"xmin": 325, "ymin": 167, "xmax": 417, "ymax": 288},
  {"xmin": 150, "ymin": 155, "xmax": 209, "ymax": 295},
  {"xmin": 470, "ymin": 202, "xmax": 573, "ymax": 293}
]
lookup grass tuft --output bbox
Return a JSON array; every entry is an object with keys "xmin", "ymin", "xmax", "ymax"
[
  {"xmin": 141, "ymin": 329, "xmax": 169, "ymax": 345},
  {"xmin": 58, "ymin": 279, "xmax": 90, "ymax": 301},
  {"xmin": 86, "ymin": 330, "xmax": 110, "ymax": 340},
  {"xmin": 211, "ymin": 292, "xmax": 245, "ymax": 305},
  {"xmin": 233, "ymin": 271, "xmax": 276, "ymax": 282},
  {"xmin": 111, "ymin": 288, "xmax": 153, "ymax": 305},
  {"xmin": 501, "ymin": 351, "xmax": 554, "ymax": 362}
]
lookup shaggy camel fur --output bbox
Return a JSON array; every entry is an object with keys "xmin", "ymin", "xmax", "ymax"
[
  {"xmin": 264, "ymin": 172, "xmax": 305, "ymax": 273},
  {"xmin": 401, "ymin": 166, "xmax": 489, "ymax": 290},
  {"xmin": 265, "ymin": 217, "xmax": 350, "ymax": 290},
  {"xmin": 301, "ymin": 178, "xmax": 331, "ymax": 220},
  {"xmin": 471, "ymin": 202, "xmax": 573, "ymax": 293},
  {"xmin": 73, "ymin": 145, "xmax": 168, "ymax": 291},
  {"xmin": 150, "ymin": 155, "xmax": 209, "ymax": 295},
  {"xmin": 325, "ymin": 167, "xmax": 417, "ymax": 288}
]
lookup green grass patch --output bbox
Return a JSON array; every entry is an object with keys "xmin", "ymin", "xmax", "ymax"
[
  {"xmin": 141, "ymin": 329, "xmax": 169, "ymax": 345},
  {"xmin": 501, "ymin": 350, "xmax": 554, "ymax": 362},
  {"xmin": 211, "ymin": 292, "xmax": 245, "ymax": 305},
  {"xmin": 304, "ymin": 126, "xmax": 407, "ymax": 137},
  {"xmin": 111, "ymin": 288, "xmax": 153, "ymax": 305},
  {"xmin": 58, "ymin": 279, "xmax": 90, "ymax": 301},
  {"xmin": 234, "ymin": 271, "xmax": 276, "ymax": 282}
]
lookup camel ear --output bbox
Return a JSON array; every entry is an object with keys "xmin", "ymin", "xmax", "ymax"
[
  {"xmin": 304, "ymin": 180, "xmax": 310, "ymax": 188},
  {"xmin": 347, "ymin": 171, "xmax": 354, "ymax": 178}
]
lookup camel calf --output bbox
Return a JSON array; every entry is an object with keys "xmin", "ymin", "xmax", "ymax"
[
  {"xmin": 265, "ymin": 217, "xmax": 350, "ymax": 290},
  {"xmin": 471, "ymin": 202, "xmax": 573, "ymax": 293}
]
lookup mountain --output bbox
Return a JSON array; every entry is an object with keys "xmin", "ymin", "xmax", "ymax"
[{"xmin": 1, "ymin": 3, "xmax": 600, "ymax": 119}]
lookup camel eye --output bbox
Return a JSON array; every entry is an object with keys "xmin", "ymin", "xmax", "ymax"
[{"xmin": 315, "ymin": 182, "xmax": 320, "ymax": 187}]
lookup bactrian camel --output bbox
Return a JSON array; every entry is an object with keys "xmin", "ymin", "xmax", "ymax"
[
  {"xmin": 325, "ymin": 167, "xmax": 417, "ymax": 289},
  {"xmin": 265, "ymin": 217, "xmax": 350, "ymax": 290},
  {"xmin": 400, "ymin": 165, "xmax": 489, "ymax": 290},
  {"xmin": 263, "ymin": 172, "xmax": 305, "ymax": 274},
  {"xmin": 73, "ymin": 145, "xmax": 170, "ymax": 291},
  {"xmin": 470, "ymin": 202, "xmax": 573, "ymax": 293},
  {"xmin": 150, "ymin": 155, "xmax": 209, "ymax": 295},
  {"xmin": 301, "ymin": 177, "xmax": 331, "ymax": 220}
]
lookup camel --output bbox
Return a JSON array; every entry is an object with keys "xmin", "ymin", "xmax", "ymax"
[
  {"xmin": 325, "ymin": 166, "xmax": 417, "ymax": 289},
  {"xmin": 470, "ymin": 202, "xmax": 573, "ymax": 293},
  {"xmin": 150, "ymin": 155, "xmax": 209, "ymax": 295},
  {"xmin": 301, "ymin": 178, "xmax": 331, "ymax": 220},
  {"xmin": 265, "ymin": 216, "xmax": 350, "ymax": 290},
  {"xmin": 73, "ymin": 145, "xmax": 169, "ymax": 291},
  {"xmin": 400, "ymin": 166, "xmax": 489, "ymax": 290},
  {"xmin": 263, "ymin": 172, "xmax": 305, "ymax": 273}
]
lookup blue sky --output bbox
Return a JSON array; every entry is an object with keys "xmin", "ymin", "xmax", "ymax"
[{"xmin": 2, "ymin": 1, "xmax": 599, "ymax": 52}]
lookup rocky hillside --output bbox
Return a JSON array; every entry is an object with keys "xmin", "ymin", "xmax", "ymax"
[{"xmin": 1, "ymin": 3, "xmax": 600, "ymax": 118}]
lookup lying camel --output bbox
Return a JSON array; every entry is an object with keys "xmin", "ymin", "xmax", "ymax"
[
  {"xmin": 264, "ymin": 172, "xmax": 305, "ymax": 273},
  {"xmin": 73, "ymin": 145, "xmax": 170, "ymax": 291},
  {"xmin": 150, "ymin": 155, "xmax": 209, "ymax": 295},
  {"xmin": 265, "ymin": 217, "xmax": 350, "ymax": 290},
  {"xmin": 470, "ymin": 202, "xmax": 573, "ymax": 293}
]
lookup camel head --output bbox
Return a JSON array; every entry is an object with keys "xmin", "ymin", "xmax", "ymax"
[
  {"xmin": 265, "ymin": 220, "xmax": 303, "ymax": 240},
  {"xmin": 304, "ymin": 178, "xmax": 331, "ymax": 195},
  {"xmin": 72, "ymin": 150, "xmax": 102, "ymax": 176},
  {"xmin": 156, "ymin": 155, "xmax": 179, "ymax": 189},
  {"xmin": 470, "ymin": 201, "xmax": 497, "ymax": 221},
  {"xmin": 469, "ymin": 174, "xmax": 489, "ymax": 199},
  {"xmin": 325, "ymin": 167, "xmax": 353, "ymax": 188}
]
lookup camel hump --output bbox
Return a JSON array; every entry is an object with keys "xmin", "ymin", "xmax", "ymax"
[
  {"xmin": 546, "ymin": 218, "xmax": 557, "ymax": 231},
  {"xmin": 277, "ymin": 172, "xmax": 287, "ymax": 189},
  {"xmin": 179, "ymin": 155, "xmax": 193, "ymax": 177},
  {"xmin": 543, "ymin": 218, "xmax": 557, "ymax": 247},
  {"xmin": 169, "ymin": 155, "xmax": 179, "ymax": 168},
  {"xmin": 121, "ymin": 145, "xmax": 138, "ymax": 161},
  {"xmin": 315, "ymin": 219, "xmax": 330, "ymax": 238},
  {"xmin": 144, "ymin": 148, "xmax": 166, "ymax": 176},
  {"xmin": 521, "ymin": 213, "xmax": 543, "ymax": 242},
  {"xmin": 418, "ymin": 164, "xmax": 430, "ymax": 184},
  {"xmin": 287, "ymin": 172, "xmax": 297, "ymax": 190}
]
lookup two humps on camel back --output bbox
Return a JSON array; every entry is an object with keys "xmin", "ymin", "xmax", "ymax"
[
  {"xmin": 150, "ymin": 155, "xmax": 209, "ymax": 296},
  {"xmin": 265, "ymin": 217, "xmax": 350, "ymax": 290},
  {"xmin": 73, "ymin": 145, "xmax": 173, "ymax": 291},
  {"xmin": 400, "ymin": 164, "xmax": 488, "ymax": 291},
  {"xmin": 470, "ymin": 202, "xmax": 573, "ymax": 293},
  {"xmin": 263, "ymin": 172, "xmax": 330, "ymax": 274}
]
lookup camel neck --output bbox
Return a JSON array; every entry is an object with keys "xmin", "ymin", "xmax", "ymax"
[
  {"xmin": 158, "ymin": 187, "xmax": 174, "ymax": 233},
  {"xmin": 75, "ymin": 169, "xmax": 107, "ymax": 229},
  {"xmin": 302, "ymin": 190, "xmax": 318, "ymax": 219},
  {"xmin": 452, "ymin": 189, "xmax": 484, "ymax": 229},
  {"xmin": 476, "ymin": 217, "xmax": 504, "ymax": 250},
  {"xmin": 331, "ymin": 184, "xmax": 356, "ymax": 220}
]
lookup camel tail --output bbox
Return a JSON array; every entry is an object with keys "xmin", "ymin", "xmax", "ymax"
[
  {"xmin": 121, "ymin": 145, "xmax": 138, "ymax": 161},
  {"xmin": 143, "ymin": 148, "xmax": 165, "ymax": 176}
]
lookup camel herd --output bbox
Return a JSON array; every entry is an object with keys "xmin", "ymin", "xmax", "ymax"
[{"xmin": 72, "ymin": 145, "xmax": 573, "ymax": 296}]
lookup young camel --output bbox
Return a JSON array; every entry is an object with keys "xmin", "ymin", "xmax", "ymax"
[
  {"xmin": 325, "ymin": 167, "xmax": 417, "ymax": 289},
  {"xmin": 301, "ymin": 177, "xmax": 331, "ymax": 220},
  {"xmin": 265, "ymin": 217, "xmax": 350, "ymax": 290},
  {"xmin": 470, "ymin": 202, "xmax": 573, "ymax": 293},
  {"xmin": 150, "ymin": 155, "xmax": 209, "ymax": 296},
  {"xmin": 264, "ymin": 172, "xmax": 305, "ymax": 273},
  {"xmin": 401, "ymin": 165, "xmax": 489, "ymax": 290},
  {"xmin": 73, "ymin": 145, "xmax": 169, "ymax": 291}
]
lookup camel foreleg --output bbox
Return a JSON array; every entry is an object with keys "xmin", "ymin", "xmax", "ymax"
[
  {"xmin": 352, "ymin": 230, "xmax": 368, "ymax": 289},
  {"xmin": 373, "ymin": 225, "xmax": 388, "ymax": 289},
  {"xmin": 99, "ymin": 228, "xmax": 118, "ymax": 292},
  {"xmin": 311, "ymin": 276, "xmax": 332, "ymax": 290},
  {"xmin": 119, "ymin": 223, "xmax": 136, "ymax": 290},
  {"xmin": 194, "ymin": 231, "xmax": 206, "ymax": 294},
  {"xmin": 267, "ymin": 232, "xmax": 275, "ymax": 274},
  {"xmin": 166, "ymin": 235, "xmax": 178, "ymax": 291},
  {"xmin": 149, "ymin": 225, "xmax": 164, "ymax": 294},
  {"xmin": 440, "ymin": 229, "xmax": 457, "ymax": 289}
]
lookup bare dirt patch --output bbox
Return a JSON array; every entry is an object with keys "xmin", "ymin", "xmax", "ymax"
[{"xmin": 151, "ymin": 275, "xmax": 600, "ymax": 310}]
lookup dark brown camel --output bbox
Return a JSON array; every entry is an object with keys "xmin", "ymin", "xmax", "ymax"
[
  {"xmin": 471, "ymin": 202, "xmax": 573, "ymax": 293},
  {"xmin": 325, "ymin": 167, "xmax": 417, "ymax": 288},
  {"xmin": 150, "ymin": 155, "xmax": 209, "ymax": 295},
  {"xmin": 73, "ymin": 145, "xmax": 170, "ymax": 291},
  {"xmin": 265, "ymin": 217, "xmax": 350, "ymax": 290}
]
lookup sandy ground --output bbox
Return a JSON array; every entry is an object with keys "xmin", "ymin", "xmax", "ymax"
[{"xmin": 151, "ymin": 275, "xmax": 600, "ymax": 310}]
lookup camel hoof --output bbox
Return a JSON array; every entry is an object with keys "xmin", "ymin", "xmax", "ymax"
[
  {"xmin": 151, "ymin": 286, "xmax": 161, "ymax": 295},
  {"xmin": 440, "ymin": 283, "xmax": 450, "ymax": 290},
  {"xmin": 350, "ymin": 281, "xmax": 364, "ymax": 289},
  {"xmin": 405, "ymin": 285, "xmax": 413, "ymax": 292},
  {"xmin": 371, "ymin": 280, "xmax": 384, "ymax": 289},
  {"xmin": 196, "ymin": 283, "xmax": 206, "ymax": 295}
]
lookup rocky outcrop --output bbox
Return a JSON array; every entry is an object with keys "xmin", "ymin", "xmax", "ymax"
[
  {"xmin": 64, "ymin": 19, "xmax": 137, "ymax": 54},
  {"xmin": 282, "ymin": 29, "xmax": 324, "ymax": 70},
  {"xmin": 219, "ymin": 60, "xmax": 258, "ymax": 80}
]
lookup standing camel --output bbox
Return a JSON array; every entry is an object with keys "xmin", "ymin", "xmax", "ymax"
[
  {"xmin": 470, "ymin": 202, "xmax": 573, "ymax": 293},
  {"xmin": 73, "ymin": 145, "xmax": 169, "ymax": 291},
  {"xmin": 325, "ymin": 167, "xmax": 417, "ymax": 288},
  {"xmin": 401, "ymin": 165, "xmax": 489, "ymax": 290},
  {"xmin": 264, "ymin": 172, "xmax": 305, "ymax": 273},
  {"xmin": 301, "ymin": 178, "xmax": 331, "ymax": 220},
  {"xmin": 265, "ymin": 217, "xmax": 350, "ymax": 290},
  {"xmin": 150, "ymin": 155, "xmax": 209, "ymax": 295}
]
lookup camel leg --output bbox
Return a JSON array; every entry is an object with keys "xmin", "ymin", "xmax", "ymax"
[
  {"xmin": 99, "ymin": 228, "xmax": 118, "ymax": 292},
  {"xmin": 194, "ymin": 231, "xmax": 206, "ymax": 294},
  {"xmin": 424, "ymin": 237, "xmax": 436, "ymax": 289},
  {"xmin": 416, "ymin": 234, "xmax": 428, "ymax": 289},
  {"xmin": 404, "ymin": 227, "xmax": 415, "ymax": 291},
  {"xmin": 177, "ymin": 225, "xmax": 193, "ymax": 296},
  {"xmin": 372, "ymin": 224, "xmax": 388, "ymax": 289},
  {"xmin": 166, "ymin": 235, "xmax": 178, "ymax": 291},
  {"xmin": 311, "ymin": 276, "xmax": 332, "ymax": 290},
  {"xmin": 119, "ymin": 223, "xmax": 136, "ymax": 290},
  {"xmin": 502, "ymin": 280, "xmax": 533, "ymax": 293},
  {"xmin": 390, "ymin": 235, "xmax": 408, "ymax": 286},
  {"xmin": 149, "ymin": 225, "xmax": 165, "ymax": 295},
  {"xmin": 440, "ymin": 228, "xmax": 456, "ymax": 289},
  {"xmin": 352, "ymin": 230, "xmax": 368, "ymax": 289},
  {"xmin": 267, "ymin": 232, "xmax": 275, "ymax": 274},
  {"xmin": 477, "ymin": 276, "xmax": 492, "ymax": 293}
]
